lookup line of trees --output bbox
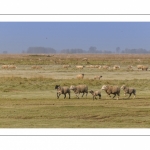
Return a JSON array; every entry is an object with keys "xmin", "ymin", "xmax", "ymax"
[
  {"xmin": 26, "ymin": 47, "xmax": 56, "ymax": 54},
  {"xmin": 23, "ymin": 46, "xmax": 150, "ymax": 54}
]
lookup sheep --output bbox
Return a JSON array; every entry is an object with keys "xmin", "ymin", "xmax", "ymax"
[
  {"xmin": 70, "ymin": 84, "xmax": 88, "ymax": 99},
  {"xmin": 89, "ymin": 90, "xmax": 101, "ymax": 100},
  {"xmin": 76, "ymin": 65, "xmax": 84, "ymax": 69},
  {"xmin": 94, "ymin": 75, "xmax": 102, "ymax": 80},
  {"xmin": 1, "ymin": 65, "xmax": 8, "ymax": 69},
  {"xmin": 100, "ymin": 65, "xmax": 110, "ymax": 70},
  {"xmin": 101, "ymin": 85, "xmax": 120, "ymax": 100},
  {"xmin": 94, "ymin": 65, "xmax": 100, "ymax": 68},
  {"xmin": 82, "ymin": 58, "xmax": 88, "ymax": 61},
  {"xmin": 86, "ymin": 65, "xmax": 94, "ymax": 68},
  {"xmin": 127, "ymin": 65, "xmax": 133, "ymax": 70},
  {"xmin": 142, "ymin": 65, "xmax": 148, "ymax": 71},
  {"xmin": 113, "ymin": 65, "xmax": 120, "ymax": 70},
  {"xmin": 76, "ymin": 74, "xmax": 84, "ymax": 79},
  {"xmin": 137, "ymin": 65, "xmax": 143, "ymax": 70},
  {"xmin": 121, "ymin": 85, "xmax": 136, "ymax": 99},
  {"xmin": 63, "ymin": 65, "xmax": 71, "ymax": 69},
  {"xmin": 55, "ymin": 85, "xmax": 70, "ymax": 99},
  {"xmin": 8, "ymin": 65, "xmax": 17, "ymax": 69}
]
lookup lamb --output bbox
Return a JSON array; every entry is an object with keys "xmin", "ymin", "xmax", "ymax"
[
  {"xmin": 89, "ymin": 90, "xmax": 101, "ymax": 100},
  {"xmin": 76, "ymin": 74, "xmax": 84, "ymax": 79},
  {"xmin": 121, "ymin": 85, "xmax": 136, "ymax": 99},
  {"xmin": 101, "ymin": 85, "xmax": 120, "ymax": 100},
  {"xmin": 94, "ymin": 75, "xmax": 102, "ymax": 80},
  {"xmin": 70, "ymin": 84, "xmax": 88, "ymax": 99},
  {"xmin": 55, "ymin": 85, "xmax": 70, "ymax": 99}
]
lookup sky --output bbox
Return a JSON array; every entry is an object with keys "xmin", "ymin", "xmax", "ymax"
[{"xmin": 0, "ymin": 22, "xmax": 150, "ymax": 53}]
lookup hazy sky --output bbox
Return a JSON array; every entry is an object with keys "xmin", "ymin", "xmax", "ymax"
[{"xmin": 0, "ymin": 22, "xmax": 150, "ymax": 53}]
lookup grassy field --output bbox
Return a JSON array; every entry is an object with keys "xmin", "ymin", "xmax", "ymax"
[{"xmin": 0, "ymin": 54, "xmax": 150, "ymax": 128}]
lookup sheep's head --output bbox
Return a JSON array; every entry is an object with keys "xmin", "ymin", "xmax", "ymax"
[
  {"xmin": 121, "ymin": 85, "xmax": 126, "ymax": 90},
  {"xmin": 89, "ymin": 90, "xmax": 94, "ymax": 94},
  {"xmin": 70, "ymin": 85, "xmax": 75, "ymax": 90},
  {"xmin": 55, "ymin": 85, "xmax": 60, "ymax": 89},
  {"xmin": 101, "ymin": 85, "xmax": 108, "ymax": 90}
]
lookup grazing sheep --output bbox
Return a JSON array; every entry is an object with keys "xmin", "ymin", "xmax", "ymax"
[
  {"xmin": 70, "ymin": 84, "xmax": 88, "ymax": 99},
  {"xmin": 137, "ymin": 65, "xmax": 143, "ymax": 70},
  {"xmin": 101, "ymin": 85, "xmax": 120, "ymax": 100},
  {"xmin": 8, "ymin": 65, "xmax": 17, "ymax": 69},
  {"xmin": 94, "ymin": 65, "xmax": 100, "ymax": 68},
  {"xmin": 86, "ymin": 65, "xmax": 94, "ymax": 68},
  {"xmin": 142, "ymin": 65, "xmax": 148, "ymax": 71},
  {"xmin": 76, "ymin": 74, "xmax": 84, "ymax": 79},
  {"xmin": 82, "ymin": 58, "xmax": 88, "ymax": 61},
  {"xmin": 63, "ymin": 65, "xmax": 71, "ymax": 69},
  {"xmin": 55, "ymin": 85, "xmax": 70, "ymax": 99},
  {"xmin": 89, "ymin": 90, "xmax": 101, "ymax": 100},
  {"xmin": 76, "ymin": 65, "xmax": 84, "ymax": 69},
  {"xmin": 127, "ymin": 65, "xmax": 133, "ymax": 70},
  {"xmin": 100, "ymin": 65, "xmax": 110, "ymax": 70},
  {"xmin": 137, "ymin": 59, "xmax": 141, "ymax": 62},
  {"xmin": 121, "ymin": 85, "xmax": 136, "ymax": 99},
  {"xmin": 94, "ymin": 75, "xmax": 102, "ymax": 80},
  {"xmin": 1, "ymin": 65, "xmax": 8, "ymax": 69},
  {"xmin": 113, "ymin": 65, "xmax": 120, "ymax": 70}
]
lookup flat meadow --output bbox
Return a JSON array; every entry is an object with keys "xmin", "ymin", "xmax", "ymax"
[{"xmin": 0, "ymin": 53, "xmax": 150, "ymax": 128}]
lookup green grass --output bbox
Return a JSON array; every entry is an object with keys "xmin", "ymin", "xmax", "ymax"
[
  {"xmin": 0, "ymin": 98, "xmax": 150, "ymax": 128},
  {"xmin": 0, "ymin": 54, "xmax": 150, "ymax": 128}
]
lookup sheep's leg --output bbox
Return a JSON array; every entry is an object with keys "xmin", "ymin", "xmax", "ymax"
[
  {"xmin": 107, "ymin": 94, "xmax": 111, "ymax": 99},
  {"xmin": 57, "ymin": 93, "xmax": 60, "ymax": 99},
  {"xmin": 93, "ymin": 96, "xmax": 94, "ymax": 100},
  {"xmin": 99, "ymin": 94, "xmax": 101, "ymax": 99},
  {"xmin": 128, "ymin": 93, "xmax": 131, "ymax": 98},
  {"xmin": 124, "ymin": 92, "xmax": 126, "ymax": 97},
  {"xmin": 117, "ymin": 94, "xmax": 119, "ymax": 100},
  {"xmin": 64, "ymin": 94, "xmax": 66, "ymax": 99},
  {"xmin": 86, "ymin": 92, "xmax": 88, "ymax": 98},
  {"xmin": 82, "ymin": 92, "xmax": 85, "ymax": 97},
  {"xmin": 76, "ymin": 94, "xmax": 80, "ymax": 99},
  {"xmin": 133, "ymin": 94, "xmax": 136, "ymax": 99},
  {"xmin": 68, "ymin": 93, "xmax": 70, "ymax": 99},
  {"xmin": 112, "ymin": 94, "xmax": 116, "ymax": 99}
]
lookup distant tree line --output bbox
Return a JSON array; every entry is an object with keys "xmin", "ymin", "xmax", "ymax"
[
  {"xmin": 24, "ymin": 46, "xmax": 150, "ymax": 54},
  {"xmin": 26, "ymin": 47, "xmax": 56, "ymax": 54}
]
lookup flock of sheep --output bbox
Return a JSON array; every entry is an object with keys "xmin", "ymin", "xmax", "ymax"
[
  {"xmin": 62, "ymin": 64, "xmax": 149, "ymax": 71},
  {"xmin": 1, "ymin": 64, "xmax": 148, "ymax": 71},
  {"xmin": 55, "ymin": 84, "xmax": 136, "ymax": 100}
]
